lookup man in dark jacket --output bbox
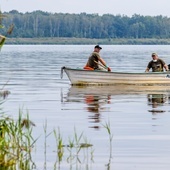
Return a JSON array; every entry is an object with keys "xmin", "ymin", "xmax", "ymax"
[
  {"xmin": 145, "ymin": 53, "xmax": 169, "ymax": 72},
  {"xmin": 84, "ymin": 45, "xmax": 111, "ymax": 71}
]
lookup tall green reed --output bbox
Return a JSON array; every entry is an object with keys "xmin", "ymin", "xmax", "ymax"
[
  {"xmin": 0, "ymin": 90, "xmax": 36, "ymax": 169},
  {"xmin": 102, "ymin": 120, "xmax": 114, "ymax": 170},
  {"xmin": 52, "ymin": 126, "xmax": 94, "ymax": 169}
]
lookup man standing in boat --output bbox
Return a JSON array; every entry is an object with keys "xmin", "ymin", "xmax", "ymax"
[
  {"xmin": 84, "ymin": 45, "xmax": 111, "ymax": 72},
  {"xmin": 145, "ymin": 53, "xmax": 169, "ymax": 72}
]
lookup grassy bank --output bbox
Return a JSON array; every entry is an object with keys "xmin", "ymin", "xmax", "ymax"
[{"xmin": 5, "ymin": 37, "xmax": 170, "ymax": 45}]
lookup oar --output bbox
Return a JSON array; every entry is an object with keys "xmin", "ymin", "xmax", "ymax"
[{"xmin": 94, "ymin": 60, "xmax": 108, "ymax": 70}]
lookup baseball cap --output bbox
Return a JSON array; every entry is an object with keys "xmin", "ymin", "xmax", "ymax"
[
  {"xmin": 152, "ymin": 53, "xmax": 157, "ymax": 56},
  {"xmin": 94, "ymin": 45, "xmax": 102, "ymax": 49}
]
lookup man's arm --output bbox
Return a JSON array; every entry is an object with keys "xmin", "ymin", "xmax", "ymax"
[
  {"xmin": 98, "ymin": 57, "xmax": 106, "ymax": 67},
  {"xmin": 98, "ymin": 57, "xmax": 111, "ymax": 72},
  {"xmin": 145, "ymin": 61, "xmax": 151, "ymax": 72},
  {"xmin": 145, "ymin": 67, "xmax": 150, "ymax": 72},
  {"xmin": 164, "ymin": 64, "xmax": 169, "ymax": 71}
]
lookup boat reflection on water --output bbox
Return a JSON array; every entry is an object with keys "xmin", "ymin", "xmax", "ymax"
[
  {"xmin": 64, "ymin": 86, "xmax": 112, "ymax": 129},
  {"xmin": 64, "ymin": 85, "xmax": 170, "ymax": 129},
  {"xmin": 147, "ymin": 94, "xmax": 168, "ymax": 114},
  {"xmin": 84, "ymin": 94, "xmax": 111, "ymax": 129}
]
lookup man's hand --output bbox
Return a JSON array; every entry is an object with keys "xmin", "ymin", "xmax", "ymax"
[
  {"xmin": 145, "ymin": 68, "xmax": 149, "ymax": 72},
  {"xmin": 108, "ymin": 67, "xmax": 111, "ymax": 72}
]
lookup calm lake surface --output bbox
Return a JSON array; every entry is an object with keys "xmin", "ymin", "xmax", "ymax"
[{"xmin": 1, "ymin": 45, "xmax": 170, "ymax": 170}]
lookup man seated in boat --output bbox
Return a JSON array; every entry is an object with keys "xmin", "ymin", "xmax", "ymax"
[
  {"xmin": 84, "ymin": 45, "xmax": 111, "ymax": 72},
  {"xmin": 145, "ymin": 53, "xmax": 169, "ymax": 72}
]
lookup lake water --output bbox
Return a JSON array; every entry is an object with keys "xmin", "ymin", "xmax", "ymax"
[{"xmin": 1, "ymin": 45, "xmax": 170, "ymax": 170}]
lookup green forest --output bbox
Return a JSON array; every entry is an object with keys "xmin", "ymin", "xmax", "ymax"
[{"xmin": 1, "ymin": 10, "xmax": 170, "ymax": 44}]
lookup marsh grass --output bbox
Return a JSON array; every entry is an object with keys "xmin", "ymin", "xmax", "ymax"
[
  {"xmin": 102, "ymin": 121, "xmax": 113, "ymax": 170},
  {"xmin": 43, "ymin": 119, "xmax": 53, "ymax": 169},
  {"xmin": 6, "ymin": 37, "xmax": 170, "ymax": 45},
  {"xmin": 0, "ymin": 95, "xmax": 36, "ymax": 170},
  {"xmin": 0, "ymin": 87, "xmax": 113, "ymax": 169},
  {"xmin": 41, "ymin": 123, "xmax": 94, "ymax": 169},
  {"xmin": 0, "ymin": 113, "xmax": 36, "ymax": 169},
  {"xmin": 41, "ymin": 121, "xmax": 114, "ymax": 169},
  {"xmin": 103, "ymin": 121, "xmax": 113, "ymax": 151},
  {"xmin": 66, "ymin": 127, "xmax": 94, "ymax": 168}
]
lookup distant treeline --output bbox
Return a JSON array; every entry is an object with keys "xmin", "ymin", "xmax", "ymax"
[{"xmin": 1, "ymin": 10, "xmax": 170, "ymax": 39}]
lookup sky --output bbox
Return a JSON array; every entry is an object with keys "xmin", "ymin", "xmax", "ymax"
[{"xmin": 1, "ymin": 0, "xmax": 170, "ymax": 17}]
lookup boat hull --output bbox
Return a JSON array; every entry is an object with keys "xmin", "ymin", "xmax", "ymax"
[{"xmin": 62, "ymin": 67, "xmax": 170, "ymax": 86}]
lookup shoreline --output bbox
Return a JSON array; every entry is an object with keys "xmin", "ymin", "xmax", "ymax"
[{"xmin": 4, "ymin": 37, "xmax": 170, "ymax": 45}]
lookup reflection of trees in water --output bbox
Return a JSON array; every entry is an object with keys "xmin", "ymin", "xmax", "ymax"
[
  {"xmin": 84, "ymin": 95, "xmax": 111, "ymax": 129},
  {"xmin": 147, "ymin": 94, "xmax": 168, "ymax": 114}
]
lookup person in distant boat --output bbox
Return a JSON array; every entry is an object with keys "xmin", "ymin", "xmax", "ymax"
[
  {"xmin": 84, "ymin": 45, "xmax": 111, "ymax": 72},
  {"xmin": 145, "ymin": 53, "xmax": 169, "ymax": 72}
]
